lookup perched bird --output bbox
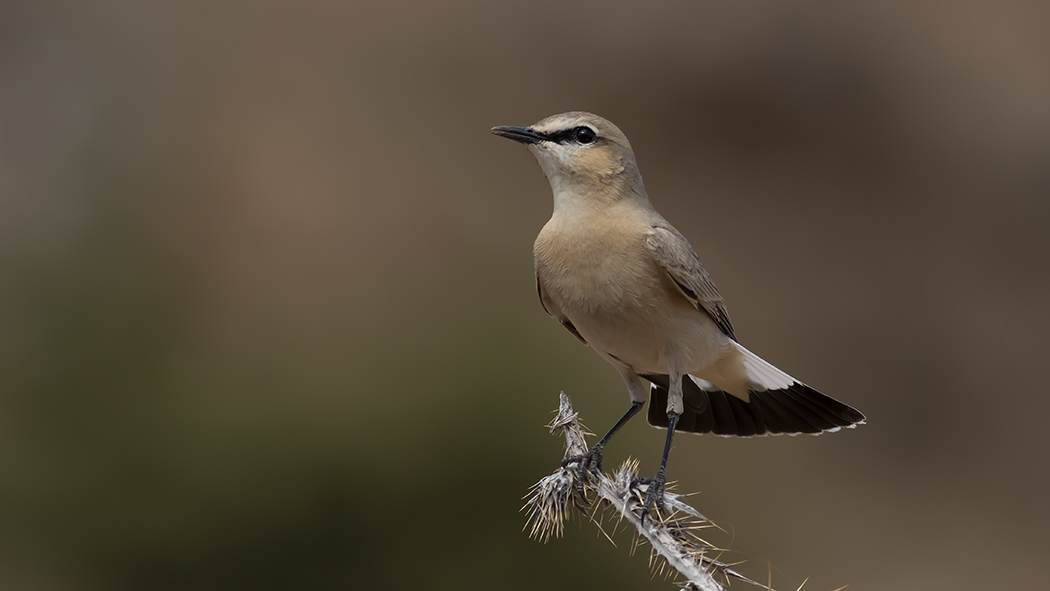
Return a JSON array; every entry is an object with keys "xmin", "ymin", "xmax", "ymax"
[{"xmin": 492, "ymin": 112, "xmax": 865, "ymax": 514}]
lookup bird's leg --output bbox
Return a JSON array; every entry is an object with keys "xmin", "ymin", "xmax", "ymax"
[
  {"xmin": 562, "ymin": 400, "xmax": 644, "ymax": 501},
  {"xmin": 636, "ymin": 369, "xmax": 684, "ymax": 520},
  {"xmin": 637, "ymin": 410, "xmax": 679, "ymax": 520}
]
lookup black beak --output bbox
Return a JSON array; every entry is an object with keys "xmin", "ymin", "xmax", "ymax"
[{"xmin": 491, "ymin": 125, "xmax": 545, "ymax": 145}]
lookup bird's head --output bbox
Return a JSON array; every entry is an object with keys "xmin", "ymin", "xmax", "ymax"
[{"xmin": 492, "ymin": 111, "xmax": 647, "ymax": 208}]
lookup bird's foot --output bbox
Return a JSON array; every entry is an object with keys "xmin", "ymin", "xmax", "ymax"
[
  {"xmin": 632, "ymin": 470, "xmax": 667, "ymax": 523},
  {"xmin": 561, "ymin": 445, "xmax": 603, "ymax": 502}
]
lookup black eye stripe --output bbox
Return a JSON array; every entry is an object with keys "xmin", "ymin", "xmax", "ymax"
[
  {"xmin": 544, "ymin": 126, "xmax": 598, "ymax": 145},
  {"xmin": 545, "ymin": 129, "xmax": 576, "ymax": 143}
]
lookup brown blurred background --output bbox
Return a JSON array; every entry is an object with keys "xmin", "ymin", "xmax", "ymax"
[{"xmin": 1, "ymin": 1, "xmax": 1048, "ymax": 589}]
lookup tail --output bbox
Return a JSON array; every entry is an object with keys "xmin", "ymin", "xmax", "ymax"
[{"xmin": 643, "ymin": 345, "xmax": 865, "ymax": 437}]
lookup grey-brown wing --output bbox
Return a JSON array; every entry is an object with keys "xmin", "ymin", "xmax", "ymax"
[
  {"xmin": 537, "ymin": 275, "xmax": 588, "ymax": 345},
  {"xmin": 646, "ymin": 223, "xmax": 736, "ymax": 341}
]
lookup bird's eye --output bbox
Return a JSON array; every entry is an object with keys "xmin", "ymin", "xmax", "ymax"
[{"xmin": 574, "ymin": 126, "xmax": 597, "ymax": 144}]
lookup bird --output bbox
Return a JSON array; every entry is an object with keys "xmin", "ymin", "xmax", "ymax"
[{"xmin": 491, "ymin": 111, "xmax": 865, "ymax": 515}]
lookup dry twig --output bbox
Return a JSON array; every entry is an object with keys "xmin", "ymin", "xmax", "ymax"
[{"xmin": 524, "ymin": 392, "xmax": 768, "ymax": 591}]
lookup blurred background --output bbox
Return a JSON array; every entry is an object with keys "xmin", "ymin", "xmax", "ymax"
[{"xmin": 1, "ymin": 1, "xmax": 1048, "ymax": 589}]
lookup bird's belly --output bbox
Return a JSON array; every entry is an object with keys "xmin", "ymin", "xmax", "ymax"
[{"xmin": 567, "ymin": 286, "xmax": 728, "ymax": 376}]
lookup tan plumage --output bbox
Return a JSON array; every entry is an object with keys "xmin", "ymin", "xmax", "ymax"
[{"xmin": 492, "ymin": 112, "xmax": 863, "ymax": 512}]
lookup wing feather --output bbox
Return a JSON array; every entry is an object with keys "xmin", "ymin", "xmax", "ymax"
[{"xmin": 645, "ymin": 222, "xmax": 736, "ymax": 340}]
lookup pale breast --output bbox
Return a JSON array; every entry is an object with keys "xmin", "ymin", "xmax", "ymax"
[
  {"xmin": 534, "ymin": 209, "xmax": 727, "ymax": 375},
  {"xmin": 534, "ymin": 209, "xmax": 657, "ymax": 313}
]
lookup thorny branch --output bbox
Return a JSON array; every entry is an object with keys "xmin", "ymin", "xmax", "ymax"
[{"xmin": 524, "ymin": 392, "xmax": 767, "ymax": 591}]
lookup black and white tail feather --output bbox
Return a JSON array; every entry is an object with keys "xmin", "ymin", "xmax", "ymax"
[{"xmin": 644, "ymin": 343, "xmax": 865, "ymax": 437}]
